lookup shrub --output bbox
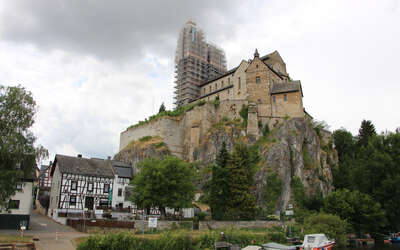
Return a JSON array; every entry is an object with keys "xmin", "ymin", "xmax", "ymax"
[{"xmin": 303, "ymin": 213, "xmax": 348, "ymax": 247}]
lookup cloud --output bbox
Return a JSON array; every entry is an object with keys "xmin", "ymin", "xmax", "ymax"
[
  {"xmin": 0, "ymin": 0, "xmax": 239, "ymax": 62},
  {"xmin": 0, "ymin": 0, "xmax": 399, "ymax": 164}
]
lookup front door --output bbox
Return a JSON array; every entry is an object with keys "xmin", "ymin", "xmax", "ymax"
[{"xmin": 85, "ymin": 197, "xmax": 94, "ymax": 210}]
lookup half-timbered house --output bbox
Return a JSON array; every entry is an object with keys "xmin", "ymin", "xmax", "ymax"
[{"xmin": 48, "ymin": 154, "xmax": 114, "ymax": 221}]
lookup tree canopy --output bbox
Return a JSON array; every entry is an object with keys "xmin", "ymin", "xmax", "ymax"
[
  {"xmin": 0, "ymin": 85, "xmax": 48, "ymax": 208},
  {"xmin": 130, "ymin": 156, "xmax": 196, "ymax": 216}
]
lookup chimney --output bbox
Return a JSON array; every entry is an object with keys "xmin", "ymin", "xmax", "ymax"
[{"xmin": 77, "ymin": 154, "xmax": 82, "ymax": 158}]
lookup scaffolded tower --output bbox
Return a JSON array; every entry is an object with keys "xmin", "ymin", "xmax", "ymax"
[{"xmin": 174, "ymin": 21, "xmax": 227, "ymax": 106}]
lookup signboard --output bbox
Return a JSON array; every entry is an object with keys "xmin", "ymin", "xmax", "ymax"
[
  {"xmin": 148, "ymin": 217, "xmax": 157, "ymax": 228},
  {"xmin": 285, "ymin": 210, "xmax": 294, "ymax": 216},
  {"xmin": 95, "ymin": 209, "xmax": 103, "ymax": 215}
]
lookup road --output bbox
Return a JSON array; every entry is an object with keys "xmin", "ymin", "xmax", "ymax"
[{"xmin": 0, "ymin": 211, "xmax": 87, "ymax": 250}]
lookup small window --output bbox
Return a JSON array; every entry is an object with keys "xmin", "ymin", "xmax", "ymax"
[
  {"xmin": 70, "ymin": 195, "xmax": 76, "ymax": 206},
  {"xmin": 273, "ymin": 96, "xmax": 276, "ymax": 103},
  {"xmin": 209, "ymin": 86, "xmax": 211, "ymax": 92},
  {"xmin": 227, "ymin": 90, "xmax": 230, "ymax": 94},
  {"xmin": 228, "ymin": 78, "xmax": 230, "ymax": 84},
  {"xmin": 71, "ymin": 181, "xmax": 77, "ymax": 191},
  {"xmin": 238, "ymin": 77, "xmax": 241, "ymax": 89},
  {"xmin": 88, "ymin": 182, "xmax": 93, "ymax": 192},
  {"xmin": 284, "ymin": 94, "xmax": 288, "ymax": 102},
  {"xmin": 118, "ymin": 188, "xmax": 122, "ymax": 197},
  {"xmin": 104, "ymin": 184, "xmax": 110, "ymax": 193},
  {"xmin": 256, "ymin": 77, "xmax": 261, "ymax": 84},
  {"xmin": 203, "ymin": 88, "xmax": 205, "ymax": 94},
  {"xmin": 256, "ymin": 64, "xmax": 258, "ymax": 68},
  {"xmin": 100, "ymin": 199, "xmax": 108, "ymax": 206},
  {"xmin": 221, "ymin": 80, "xmax": 224, "ymax": 87},
  {"xmin": 215, "ymin": 83, "xmax": 217, "ymax": 90},
  {"xmin": 8, "ymin": 200, "xmax": 20, "ymax": 209},
  {"xmin": 16, "ymin": 183, "xmax": 23, "ymax": 190},
  {"xmin": 258, "ymin": 99, "xmax": 262, "ymax": 103}
]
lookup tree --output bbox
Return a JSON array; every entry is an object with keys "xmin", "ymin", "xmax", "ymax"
[
  {"xmin": 208, "ymin": 142, "xmax": 230, "ymax": 220},
  {"xmin": 224, "ymin": 143, "xmax": 259, "ymax": 220},
  {"xmin": 0, "ymin": 85, "xmax": 48, "ymax": 209},
  {"xmin": 357, "ymin": 120, "xmax": 376, "ymax": 147},
  {"xmin": 158, "ymin": 103, "xmax": 166, "ymax": 113},
  {"xmin": 323, "ymin": 189, "xmax": 386, "ymax": 234},
  {"xmin": 303, "ymin": 213, "xmax": 348, "ymax": 247},
  {"xmin": 130, "ymin": 156, "xmax": 195, "ymax": 216}
]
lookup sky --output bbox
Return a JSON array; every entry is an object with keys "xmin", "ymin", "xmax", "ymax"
[{"xmin": 0, "ymin": 0, "xmax": 399, "ymax": 163}]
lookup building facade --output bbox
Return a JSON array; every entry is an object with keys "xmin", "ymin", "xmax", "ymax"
[
  {"xmin": 0, "ymin": 156, "xmax": 35, "ymax": 229},
  {"xmin": 111, "ymin": 161, "xmax": 134, "ymax": 210},
  {"xmin": 49, "ymin": 154, "xmax": 114, "ymax": 221},
  {"xmin": 174, "ymin": 20, "xmax": 227, "ymax": 106}
]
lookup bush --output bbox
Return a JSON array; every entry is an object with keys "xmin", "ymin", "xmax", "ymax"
[{"xmin": 303, "ymin": 213, "xmax": 348, "ymax": 247}]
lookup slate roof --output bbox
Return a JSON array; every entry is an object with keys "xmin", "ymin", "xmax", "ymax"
[
  {"xmin": 39, "ymin": 164, "xmax": 50, "ymax": 177},
  {"xmin": 112, "ymin": 161, "xmax": 133, "ymax": 179},
  {"xmin": 54, "ymin": 154, "xmax": 114, "ymax": 178},
  {"xmin": 271, "ymin": 81, "xmax": 302, "ymax": 96},
  {"xmin": 199, "ymin": 66, "xmax": 238, "ymax": 87}
]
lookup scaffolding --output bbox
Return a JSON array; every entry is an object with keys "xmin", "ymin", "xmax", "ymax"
[{"xmin": 174, "ymin": 21, "xmax": 227, "ymax": 106}]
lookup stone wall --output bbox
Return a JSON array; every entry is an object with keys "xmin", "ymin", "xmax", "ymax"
[
  {"xmin": 120, "ymin": 117, "xmax": 184, "ymax": 157},
  {"xmin": 271, "ymin": 91, "xmax": 304, "ymax": 118},
  {"xmin": 199, "ymin": 220, "xmax": 282, "ymax": 230}
]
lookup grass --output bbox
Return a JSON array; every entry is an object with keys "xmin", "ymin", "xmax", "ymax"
[{"xmin": 0, "ymin": 235, "xmax": 33, "ymax": 243}]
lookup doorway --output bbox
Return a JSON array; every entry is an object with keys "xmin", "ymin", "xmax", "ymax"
[{"xmin": 85, "ymin": 197, "xmax": 94, "ymax": 210}]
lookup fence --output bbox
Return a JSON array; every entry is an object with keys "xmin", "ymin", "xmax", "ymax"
[{"xmin": 67, "ymin": 219, "xmax": 135, "ymax": 232}]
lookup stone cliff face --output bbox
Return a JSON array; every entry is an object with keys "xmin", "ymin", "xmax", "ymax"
[{"xmin": 115, "ymin": 117, "xmax": 337, "ymax": 214}]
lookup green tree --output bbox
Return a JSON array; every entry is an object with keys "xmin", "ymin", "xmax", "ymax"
[
  {"xmin": 224, "ymin": 143, "xmax": 259, "ymax": 220},
  {"xmin": 0, "ymin": 85, "xmax": 48, "ymax": 209},
  {"xmin": 357, "ymin": 119, "xmax": 376, "ymax": 147},
  {"xmin": 208, "ymin": 142, "xmax": 230, "ymax": 220},
  {"xmin": 303, "ymin": 213, "xmax": 348, "ymax": 247},
  {"xmin": 323, "ymin": 189, "xmax": 386, "ymax": 234},
  {"xmin": 158, "ymin": 102, "xmax": 166, "ymax": 113},
  {"xmin": 130, "ymin": 156, "xmax": 195, "ymax": 216}
]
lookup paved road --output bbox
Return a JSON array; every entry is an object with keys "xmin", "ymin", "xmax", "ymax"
[{"xmin": 0, "ymin": 211, "xmax": 87, "ymax": 250}]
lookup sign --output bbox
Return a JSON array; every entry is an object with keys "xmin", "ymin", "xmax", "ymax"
[
  {"xmin": 148, "ymin": 217, "xmax": 157, "ymax": 228},
  {"xmin": 285, "ymin": 210, "xmax": 294, "ymax": 216},
  {"xmin": 20, "ymin": 226, "xmax": 26, "ymax": 230},
  {"xmin": 95, "ymin": 209, "xmax": 103, "ymax": 215}
]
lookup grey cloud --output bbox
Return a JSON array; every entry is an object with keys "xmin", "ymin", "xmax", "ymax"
[{"xmin": 0, "ymin": 0, "xmax": 240, "ymax": 61}]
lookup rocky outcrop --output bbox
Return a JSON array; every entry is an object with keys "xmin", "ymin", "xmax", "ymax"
[
  {"xmin": 197, "ymin": 117, "xmax": 337, "ymax": 214},
  {"xmin": 114, "ymin": 136, "xmax": 170, "ymax": 174},
  {"xmin": 115, "ymin": 117, "xmax": 337, "ymax": 214}
]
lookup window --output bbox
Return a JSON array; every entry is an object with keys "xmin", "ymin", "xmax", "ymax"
[
  {"xmin": 16, "ymin": 183, "xmax": 23, "ymax": 190},
  {"xmin": 258, "ymin": 98, "xmax": 262, "ymax": 103},
  {"xmin": 284, "ymin": 94, "xmax": 288, "ymax": 102},
  {"xmin": 238, "ymin": 77, "xmax": 241, "ymax": 89},
  {"xmin": 71, "ymin": 181, "xmax": 77, "ymax": 191},
  {"xmin": 256, "ymin": 64, "xmax": 258, "ymax": 68},
  {"xmin": 228, "ymin": 90, "xmax": 230, "ymax": 94},
  {"xmin": 203, "ymin": 88, "xmax": 205, "ymax": 94},
  {"xmin": 228, "ymin": 78, "xmax": 230, "ymax": 84},
  {"xmin": 256, "ymin": 77, "xmax": 261, "ymax": 84},
  {"xmin": 273, "ymin": 96, "xmax": 276, "ymax": 103},
  {"xmin": 118, "ymin": 188, "xmax": 122, "ymax": 197},
  {"xmin": 215, "ymin": 83, "xmax": 217, "ymax": 90},
  {"xmin": 100, "ymin": 199, "xmax": 108, "ymax": 206},
  {"xmin": 70, "ymin": 195, "xmax": 76, "ymax": 206},
  {"xmin": 104, "ymin": 184, "xmax": 110, "ymax": 193},
  {"xmin": 8, "ymin": 200, "xmax": 20, "ymax": 209},
  {"xmin": 221, "ymin": 80, "xmax": 224, "ymax": 87},
  {"xmin": 88, "ymin": 182, "xmax": 93, "ymax": 192},
  {"xmin": 209, "ymin": 86, "xmax": 211, "ymax": 92}
]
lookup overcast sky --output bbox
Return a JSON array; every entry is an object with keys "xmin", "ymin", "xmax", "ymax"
[{"xmin": 1, "ymin": 0, "xmax": 399, "ymax": 163}]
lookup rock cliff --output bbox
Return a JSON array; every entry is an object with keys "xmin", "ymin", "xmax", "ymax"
[{"xmin": 115, "ymin": 117, "xmax": 337, "ymax": 214}]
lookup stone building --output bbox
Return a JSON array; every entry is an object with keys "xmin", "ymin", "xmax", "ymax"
[
  {"xmin": 174, "ymin": 20, "xmax": 227, "ymax": 106},
  {"xmin": 120, "ymin": 49, "xmax": 305, "ymax": 161}
]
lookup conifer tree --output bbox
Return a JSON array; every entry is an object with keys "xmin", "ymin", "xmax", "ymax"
[
  {"xmin": 225, "ymin": 143, "xmax": 259, "ymax": 220},
  {"xmin": 209, "ymin": 142, "xmax": 230, "ymax": 220},
  {"xmin": 158, "ymin": 102, "xmax": 166, "ymax": 113},
  {"xmin": 357, "ymin": 120, "xmax": 376, "ymax": 147}
]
